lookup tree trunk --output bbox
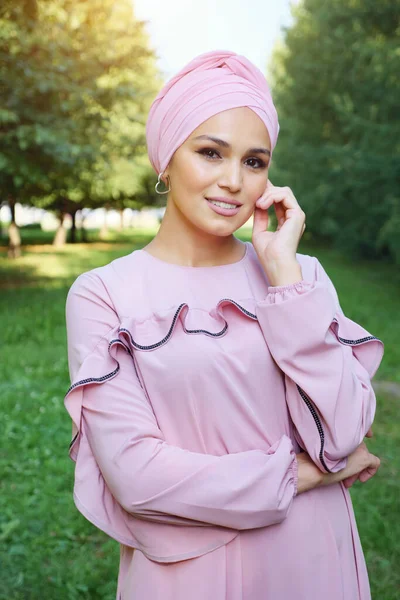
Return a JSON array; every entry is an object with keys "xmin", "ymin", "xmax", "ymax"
[
  {"xmin": 81, "ymin": 217, "xmax": 88, "ymax": 243},
  {"xmin": 7, "ymin": 197, "xmax": 21, "ymax": 259},
  {"xmin": 53, "ymin": 211, "xmax": 67, "ymax": 247},
  {"xmin": 70, "ymin": 210, "xmax": 77, "ymax": 243}
]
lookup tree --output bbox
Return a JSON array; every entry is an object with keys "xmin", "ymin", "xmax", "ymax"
[
  {"xmin": 269, "ymin": 0, "xmax": 400, "ymax": 262},
  {"xmin": 0, "ymin": 0, "xmax": 161, "ymax": 252}
]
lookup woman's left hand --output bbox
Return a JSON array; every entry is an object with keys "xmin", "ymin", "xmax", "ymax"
[{"xmin": 252, "ymin": 179, "xmax": 306, "ymax": 267}]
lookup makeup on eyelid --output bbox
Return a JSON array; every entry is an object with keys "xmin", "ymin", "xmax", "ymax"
[{"xmin": 196, "ymin": 148, "xmax": 268, "ymax": 170}]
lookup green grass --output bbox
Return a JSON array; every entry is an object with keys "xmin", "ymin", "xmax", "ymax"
[{"xmin": 1, "ymin": 228, "xmax": 399, "ymax": 599}]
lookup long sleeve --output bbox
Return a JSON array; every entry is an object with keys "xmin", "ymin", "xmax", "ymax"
[
  {"xmin": 66, "ymin": 271, "xmax": 298, "ymax": 533},
  {"xmin": 255, "ymin": 256, "xmax": 384, "ymax": 474}
]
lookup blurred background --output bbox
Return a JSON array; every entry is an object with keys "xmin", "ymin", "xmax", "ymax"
[{"xmin": 1, "ymin": 0, "xmax": 399, "ymax": 598}]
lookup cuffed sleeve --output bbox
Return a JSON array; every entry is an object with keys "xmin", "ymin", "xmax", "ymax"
[{"xmin": 255, "ymin": 257, "xmax": 384, "ymax": 473}]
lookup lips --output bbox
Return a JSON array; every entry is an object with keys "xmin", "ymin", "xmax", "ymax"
[{"xmin": 205, "ymin": 198, "xmax": 242, "ymax": 217}]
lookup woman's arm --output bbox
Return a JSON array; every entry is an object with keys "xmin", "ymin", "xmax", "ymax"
[
  {"xmin": 255, "ymin": 256, "xmax": 384, "ymax": 474},
  {"xmin": 66, "ymin": 272, "xmax": 298, "ymax": 532},
  {"xmin": 81, "ymin": 343, "xmax": 298, "ymax": 530}
]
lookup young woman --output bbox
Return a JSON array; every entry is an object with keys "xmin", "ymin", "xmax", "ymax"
[{"xmin": 64, "ymin": 50, "xmax": 384, "ymax": 600}]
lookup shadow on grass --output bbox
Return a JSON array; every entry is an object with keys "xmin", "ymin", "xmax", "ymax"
[
  {"xmin": 0, "ymin": 227, "xmax": 159, "ymax": 247},
  {"xmin": 0, "ymin": 234, "xmax": 154, "ymax": 289}
]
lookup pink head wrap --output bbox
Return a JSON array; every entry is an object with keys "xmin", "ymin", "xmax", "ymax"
[{"xmin": 146, "ymin": 49, "xmax": 279, "ymax": 177}]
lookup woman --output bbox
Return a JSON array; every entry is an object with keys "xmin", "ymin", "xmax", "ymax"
[{"xmin": 64, "ymin": 50, "xmax": 384, "ymax": 599}]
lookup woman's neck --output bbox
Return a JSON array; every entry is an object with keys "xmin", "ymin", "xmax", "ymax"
[{"xmin": 143, "ymin": 200, "xmax": 246, "ymax": 267}]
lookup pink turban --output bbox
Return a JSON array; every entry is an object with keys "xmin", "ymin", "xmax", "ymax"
[{"xmin": 146, "ymin": 49, "xmax": 279, "ymax": 176}]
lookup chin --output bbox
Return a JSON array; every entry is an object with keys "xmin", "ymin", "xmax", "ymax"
[
  {"xmin": 205, "ymin": 221, "xmax": 240, "ymax": 236},
  {"xmin": 184, "ymin": 207, "xmax": 244, "ymax": 236}
]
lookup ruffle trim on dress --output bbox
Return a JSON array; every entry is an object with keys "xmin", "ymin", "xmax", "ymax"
[
  {"xmin": 296, "ymin": 309, "xmax": 383, "ymax": 473},
  {"xmin": 295, "ymin": 310, "xmax": 384, "ymax": 473},
  {"xmin": 65, "ymin": 328, "xmax": 130, "ymax": 460},
  {"xmin": 330, "ymin": 312, "xmax": 384, "ymax": 379},
  {"xmin": 118, "ymin": 297, "xmax": 257, "ymax": 352},
  {"xmin": 295, "ymin": 384, "xmax": 332, "ymax": 473}
]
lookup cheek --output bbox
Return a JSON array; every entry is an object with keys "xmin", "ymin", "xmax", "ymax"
[
  {"xmin": 245, "ymin": 174, "xmax": 268, "ymax": 203},
  {"xmin": 176, "ymin": 154, "xmax": 215, "ymax": 192}
]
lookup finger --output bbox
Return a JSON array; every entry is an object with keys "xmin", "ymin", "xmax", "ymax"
[
  {"xmin": 256, "ymin": 190, "xmax": 289, "ymax": 210},
  {"xmin": 257, "ymin": 189, "xmax": 301, "ymax": 214},
  {"xmin": 255, "ymin": 181, "xmax": 271, "ymax": 205},
  {"xmin": 255, "ymin": 191, "xmax": 273, "ymax": 209},
  {"xmin": 345, "ymin": 473, "xmax": 360, "ymax": 487},
  {"xmin": 252, "ymin": 206, "xmax": 269, "ymax": 237},
  {"xmin": 263, "ymin": 178, "xmax": 274, "ymax": 195},
  {"xmin": 343, "ymin": 475, "xmax": 359, "ymax": 488},
  {"xmin": 359, "ymin": 467, "xmax": 378, "ymax": 483},
  {"xmin": 359, "ymin": 458, "xmax": 381, "ymax": 483},
  {"xmin": 274, "ymin": 201, "xmax": 286, "ymax": 227}
]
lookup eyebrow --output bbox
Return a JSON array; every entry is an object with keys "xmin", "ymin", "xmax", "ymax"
[{"xmin": 193, "ymin": 134, "xmax": 271, "ymax": 156}]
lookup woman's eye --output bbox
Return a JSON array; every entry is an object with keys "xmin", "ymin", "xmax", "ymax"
[
  {"xmin": 246, "ymin": 158, "xmax": 267, "ymax": 169},
  {"xmin": 198, "ymin": 148, "xmax": 220, "ymax": 159}
]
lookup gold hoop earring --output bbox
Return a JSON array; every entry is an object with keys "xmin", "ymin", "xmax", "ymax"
[{"xmin": 155, "ymin": 172, "xmax": 171, "ymax": 194}]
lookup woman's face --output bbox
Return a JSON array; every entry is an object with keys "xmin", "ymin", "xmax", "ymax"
[{"xmin": 163, "ymin": 106, "xmax": 271, "ymax": 237}]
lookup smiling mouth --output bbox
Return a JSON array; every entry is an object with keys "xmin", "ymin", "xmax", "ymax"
[{"xmin": 206, "ymin": 199, "xmax": 242, "ymax": 209}]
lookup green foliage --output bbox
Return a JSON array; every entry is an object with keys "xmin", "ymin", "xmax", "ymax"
[
  {"xmin": 0, "ymin": 0, "xmax": 161, "ymax": 215},
  {"xmin": 270, "ymin": 0, "xmax": 400, "ymax": 263}
]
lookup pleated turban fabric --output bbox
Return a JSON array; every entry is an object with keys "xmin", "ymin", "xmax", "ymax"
[{"xmin": 145, "ymin": 49, "xmax": 280, "ymax": 177}]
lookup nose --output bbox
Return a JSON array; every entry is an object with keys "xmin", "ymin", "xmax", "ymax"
[{"xmin": 218, "ymin": 159, "xmax": 242, "ymax": 192}]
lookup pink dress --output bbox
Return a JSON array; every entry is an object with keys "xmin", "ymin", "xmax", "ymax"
[{"xmin": 64, "ymin": 241, "xmax": 384, "ymax": 600}]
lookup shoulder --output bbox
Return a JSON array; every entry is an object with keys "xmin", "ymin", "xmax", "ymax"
[
  {"xmin": 66, "ymin": 249, "xmax": 145, "ymax": 309},
  {"xmin": 65, "ymin": 251, "xmax": 146, "ymax": 375},
  {"xmin": 295, "ymin": 252, "xmax": 320, "ymax": 281},
  {"xmin": 295, "ymin": 251, "xmax": 336, "ymax": 285},
  {"xmin": 296, "ymin": 251, "xmax": 341, "ymax": 310}
]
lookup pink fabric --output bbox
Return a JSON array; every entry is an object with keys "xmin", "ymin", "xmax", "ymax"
[
  {"xmin": 64, "ymin": 242, "xmax": 384, "ymax": 599},
  {"xmin": 145, "ymin": 49, "xmax": 279, "ymax": 175}
]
